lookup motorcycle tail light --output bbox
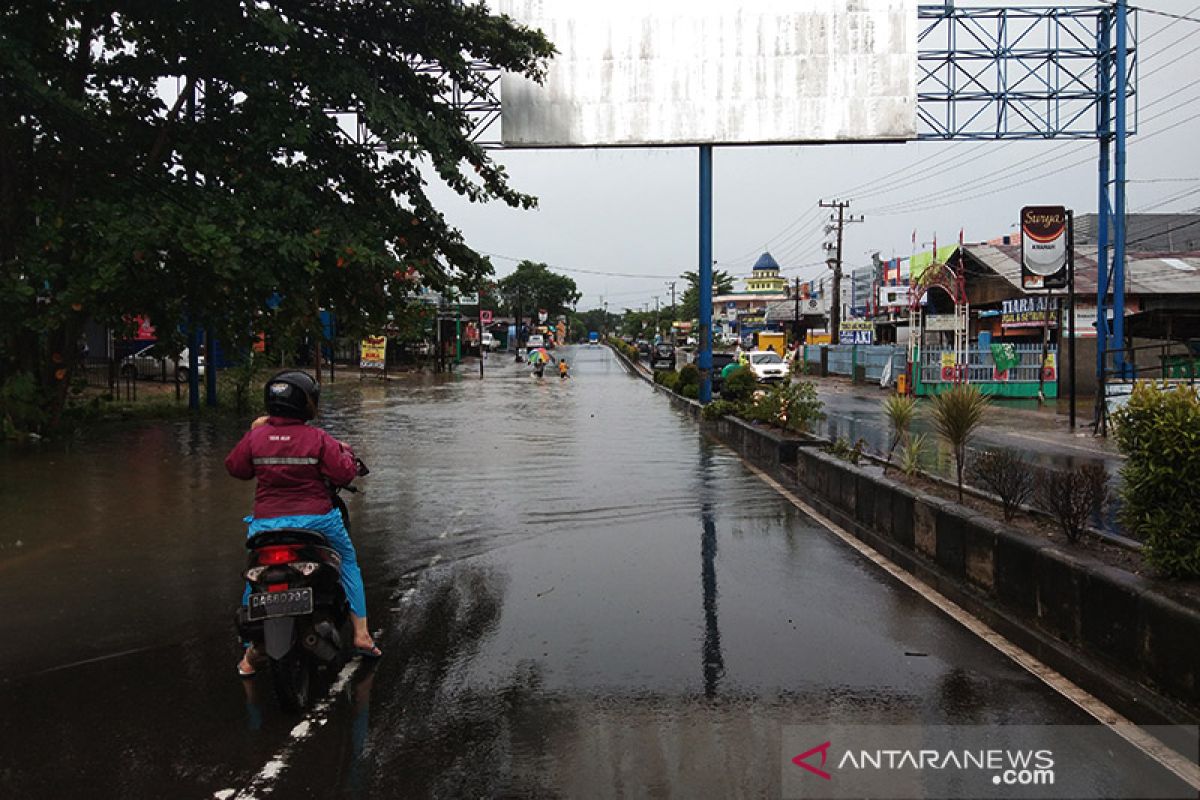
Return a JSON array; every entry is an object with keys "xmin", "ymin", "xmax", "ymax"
[
  {"xmin": 244, "ymin": 566, "xmax": 267, "ymax": 582},
  {"xmin": 289, "ymin": 561, "xmax": 319, "ymax": 576},
  {"xmin": 257, "ymin": 545, "xmax": 301, "ymax": 565}
]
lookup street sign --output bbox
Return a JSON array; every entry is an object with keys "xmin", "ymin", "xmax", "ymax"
[
  {"xmin": 480, "ymin": 310, "xmax": 493, "ymax": 324},
  {"xmin": 1020, "ymin": 205, "xmax": 1068, "ymax": 289},
  {"xmin": 458, "ymin": 292, "xmax": 479, "ymax": 305}
]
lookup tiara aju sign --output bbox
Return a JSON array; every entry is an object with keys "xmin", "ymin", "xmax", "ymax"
[{"xmin": 1020, "ymin": 206, "xmax": 1068, "ymax": 290}]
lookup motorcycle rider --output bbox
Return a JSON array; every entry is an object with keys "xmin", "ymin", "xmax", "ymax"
[{"xmin": 225, "ymin": 370, "xmax": 381, "ymax": 677}]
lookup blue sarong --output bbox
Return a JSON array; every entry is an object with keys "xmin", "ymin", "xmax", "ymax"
[{"xmin": 241, "ymin": 507, "xmax": 368, "ymax": 617}]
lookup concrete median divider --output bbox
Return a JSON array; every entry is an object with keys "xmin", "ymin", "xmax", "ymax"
[{"xmin": 609, "ymin": 341, "xmax": 1200, "ymax": 723}]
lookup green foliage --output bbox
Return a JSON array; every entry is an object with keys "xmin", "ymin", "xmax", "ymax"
[
  {"xmin": 680, "ymin": 382, "xmax": 699, "ymax": 400},
  {"xmin": 1113, "ymin": 383, "xmax": 1200, "ymax": 576},
  {"xmin": 497, "ymin": 261, "xmax": 581, "ymax": 320},
  {"xmin": 701, "ymin": 399, "xmax": 741, "ymax": 420},
  {"xmin": 743, "ymin": 380, "xmax": 823, "ymax": 433},
  {"xmin": 899, "ymin": 433, "xmax": 928, "ymax": 476},
  {"xmin": 969, "ymin": 449, "xmax": 1034, "ymax": 521},
  {"xmin": 929, "ymin": 384, "xmax": 990, "ymax": 502},
  {"xmin": 678, "ymin": 269, "xmax": 736, "ymax": 320},
  {"xmin": 1034, "ymin": 464, "xmax": 1109, "ymax": 544},
  {"xmin": 882, "ymin": 393, "xmax": 918, "ymax": 470},
  {"xmin": 0, "ymin": 372, "xmax": 50, "ymax": 439},
  {"xmin": 827, "ymin": 436, "xmax": 866, "ymax": 465},
  {"xmin": 677, "ymin": 363, "xmax": 700, "ymax": 391},
  {"xmin": 720, "ymin": 366, "xmax": 757, "ymax": 403},
  {"xmin": 0, "ymin": 2, "xmax": 553, "ymax": 422},
  {"xmin": 654, "ymin": 370, "xmax": 680, "ymax": 392}
]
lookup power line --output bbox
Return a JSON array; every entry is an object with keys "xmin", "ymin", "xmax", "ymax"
[
  {"xmin": 480, "ymin": 251, "xmax": 682, "ymax": 280},
  {"xmin": 1130, "ymin": 5, "xmax": 1200, "ymax": 24}
]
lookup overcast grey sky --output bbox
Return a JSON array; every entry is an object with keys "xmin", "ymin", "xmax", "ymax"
[{"xmin": 429, "ymin": 1, "xmax": 1200, "ymax": 312}]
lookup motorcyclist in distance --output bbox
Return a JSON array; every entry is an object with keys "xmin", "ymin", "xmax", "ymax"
[{"xmin": 225, "ymin": 371, "xmax": 381, "ymax": 677}]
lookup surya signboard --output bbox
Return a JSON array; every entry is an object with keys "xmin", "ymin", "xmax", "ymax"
[
  {"xmin": 499, "ymin": 0, "xmax": 917, "ymax": 147},
  {"xmin": 1020, "ymin": 206, "xmax": 1068, "ymax": 289}
]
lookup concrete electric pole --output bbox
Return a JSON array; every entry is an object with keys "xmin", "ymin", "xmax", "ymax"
[{"xmin": 818, "ymin": 199, "xmax": 863, "ymax": 344}]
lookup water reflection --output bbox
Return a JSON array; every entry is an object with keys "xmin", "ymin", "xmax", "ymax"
[{"xmin": 698, "ymin": 444, "xmax": 724, "ymax": 698}]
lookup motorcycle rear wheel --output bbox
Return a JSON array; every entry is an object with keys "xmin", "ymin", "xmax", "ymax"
[{"xmin": 270, "ymin": 651, "xmax": 312, "ymax": 711}]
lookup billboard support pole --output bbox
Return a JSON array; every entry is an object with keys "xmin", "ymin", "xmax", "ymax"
[
  {"xmin": 698, "ymin": 145, "xmax": 713, "ymax": 405},
  {"xmin": 1113, "ymin": 0, "xmax": 1129, "ymax": 377},
  {"xmin": 1068, "ymin": 210, "xmax": 1077, "ymax": 428}
]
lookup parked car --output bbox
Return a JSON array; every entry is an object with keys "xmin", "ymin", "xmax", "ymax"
[
  {"xmin": 746, "ymin": 350, "xmax": 787, "ymax": 383},
  {"xmin": 649, "ymin": 343, "xmax": 676, "ymax": 371},
  {"xmin": 635, "ymin": 339, "xmax": 651, "ymax": 358},
  {"xmin": 481, "ymin": 332, "xmax": 498, "ymax": 351},
  {"xmin": 710, "ymin": 352, "xmax": 738, "ymax": 394},
  {"xmin": 526, "ymin": 334, "xmax": 545, "ymax": 349},
  {"xmin": 119, "ymin": 345, "xmax": 205, "ymax": 382}
]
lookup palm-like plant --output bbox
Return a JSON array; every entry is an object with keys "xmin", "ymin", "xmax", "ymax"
[
  {"xmin": 882, "ymin": 394, "xmax": 918, "ymax": 470},
  {"xmin": 929, "ymin": 384, "xmax": 990, "ymax": 502}
]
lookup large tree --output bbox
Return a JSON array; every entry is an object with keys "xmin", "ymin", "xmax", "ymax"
[
  {"xmin": 496, "ymin": 261, "xmax": 580, "ymax": 322},
  {"xmin": 0, "ymin": 1, "xmax": 553, "ymax": 424}
]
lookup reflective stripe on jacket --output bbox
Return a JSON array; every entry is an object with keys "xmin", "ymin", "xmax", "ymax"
[{"xmin": 225, "ymin": 417, "xmax": 357, "ymax": 518}]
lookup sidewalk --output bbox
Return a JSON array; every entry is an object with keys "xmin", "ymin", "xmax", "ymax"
[{"xmin": 804, "ymin": 374, "xmax": 1122, "ymax": 479}]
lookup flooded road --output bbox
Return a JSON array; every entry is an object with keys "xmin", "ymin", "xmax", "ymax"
[{"xmin": 0, "ymin": 346, "xmax": 1189, "ymax": 798}]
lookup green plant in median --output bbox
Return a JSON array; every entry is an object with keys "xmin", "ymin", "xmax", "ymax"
[
  {"xmin": 677, "ymin": 363, "xmax": 701, "ymax": 393},
  {"xmin": 1113, "ymin": 382, "xmax": 1200, "ymax": 577},
  {"xmin": 1034, "ymin": 464, "xmax": 1109, "ymax": 544},
  {"xmin": 898, "ymin": 433, "xmax": 928, "ymax": 476},
  {"xmin": 882, "ymin": 394, "xmax": 918, "ymax": 469},
  {"xmin": 701, "ymin": 399, "xmax": 740, "ymax": 420},
  {"xmin": 928, "ymin": 383, "xmax": 990, "ymax": 502},
  {"xmin": 743, "ymin": 380, "xmax": 824, "ymax": 433},
  {"xmin": 720, "ymin": 366, "xmax": 757, "ymax": 403}
]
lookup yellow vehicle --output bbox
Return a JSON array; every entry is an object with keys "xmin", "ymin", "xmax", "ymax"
[{"xmin": 755, "ymin": 331, "xmax": 787, "ymax": 355}]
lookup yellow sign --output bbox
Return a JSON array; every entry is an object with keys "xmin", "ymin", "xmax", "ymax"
[
  {"xmin": 360, "ymin": 336, "xmax": 387, "ymax": 371},
  {"xmin": 940, "ymin": 352, "xmax": 957, "ymax": 368}
]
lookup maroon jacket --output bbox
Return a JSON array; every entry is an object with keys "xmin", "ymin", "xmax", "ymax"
[{"xmin": 225, "ymin": 417, "xmax": 357, "ymax": 518}]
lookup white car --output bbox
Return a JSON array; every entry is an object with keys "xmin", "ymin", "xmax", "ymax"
[
  {"xmin": 480, "ymin": 332, "xmax": 498, "ymax": 351},
  {"xmin": 120, "ymin": 345, "xmax": 206, "ymax": 382},
  {"xmin": 746, "ymin": 350, "xmax": 788, "ymax": 383},
  {"xmin": 525, "ymin": 334, "xmax": 545, "ymax": 349}
]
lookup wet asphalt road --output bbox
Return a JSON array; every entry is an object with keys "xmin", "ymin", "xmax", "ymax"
[{"xmin": 0, "ymin": 346, "xmax": 1189, "ymax": 798}]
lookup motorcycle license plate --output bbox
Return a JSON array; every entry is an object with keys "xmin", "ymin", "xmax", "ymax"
[{"xmin": 247, "ymin": 587, "xmax": 313, "ymax": 621}]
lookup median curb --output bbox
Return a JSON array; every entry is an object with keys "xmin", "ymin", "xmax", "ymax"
[{"xmin": 608, "ymin": 343, "xmax": 1200, "ymax": 727}]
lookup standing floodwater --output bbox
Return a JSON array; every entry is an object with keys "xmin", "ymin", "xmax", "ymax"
[{"xmin": 0, "ymin": 346, "xmax": 1186, "ymax": 798}]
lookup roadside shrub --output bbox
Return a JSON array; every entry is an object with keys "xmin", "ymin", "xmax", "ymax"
[
  {"xmin": 701, "ymin": 399, "xmax": 740, "ymax": 420},
  {"xmin": 882, "ymin": 394, "xmax": 918, "ymax": 468},
  {"xmin": 0, "ymin": 372, "xmax": 50, "ymax": 439},
  {"xmin": 929, "ymin": 384, "xmax": 990, "ymax": 503},
  {"xmin": 677, "ymin": 363, "xmax": 700, "ymax": 392},
  {"xmin": 743, "ymin": 380, "xmax": 823, "ymax": 433},
  {"xmin": 680, "ymin": 382, "xmax": 699, "ymax": 400},
  {"xmin": 1113, "ymin": 382, "xmax": 1200, "ymax": 576},
  {"xmin": 657, "ymin": 370, "xmax": 680, "ymax": 392},
  {"xmin": 969, "ymin": 449, "xmax": 1034, "ymax": 521},
  {"xmin": 1034, "ymin": 464, "xmax": 1109, "ymax": 544},
  {"xmin": 899, "ymin": 433, "xmax": 928, "ymax": 476},
  {"xmin": 720, "ymin": 366, "xmax": 757, "ymax": 403},
  {"xmin": 827, "ymin": 436, "xmax": 866, "ymax": 465}
]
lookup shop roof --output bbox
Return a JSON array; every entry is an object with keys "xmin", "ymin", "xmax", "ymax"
[{"xmin": 962, "ymin": 244, "xmax": 1200, "ymax": 298}]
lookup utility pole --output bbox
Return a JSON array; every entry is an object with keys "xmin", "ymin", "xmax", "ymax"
[
  {"xmin": 818, "ymin": 199, "xmax": 863, "ymax": 344},
  {"xmin": 666, "ymin": 281, "xmax": 677, "ymax": 345},
  {"xmin": 653, "ymin": 296, "xmax": 660, "ymax": 341},
  {"xmin": 793, "ymin": 276, "xmax": 802, "ymax": 344}
]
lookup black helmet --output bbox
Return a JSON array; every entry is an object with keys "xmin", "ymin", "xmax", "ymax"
[{"xmin": 264, "ymin": 370, "xmax": 320, "ymax": 420}]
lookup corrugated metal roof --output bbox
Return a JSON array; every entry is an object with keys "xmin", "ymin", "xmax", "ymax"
[{"xmin": 962, "ymin": 244, "xmax": 1200, "ymax": 297}]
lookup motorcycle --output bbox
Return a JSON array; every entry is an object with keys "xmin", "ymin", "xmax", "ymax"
[{"xmin": 235, "ymin": 457, "xmax": 369, "ymax": 710}]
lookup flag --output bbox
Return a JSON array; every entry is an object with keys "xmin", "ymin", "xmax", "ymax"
[{"xmin": 990, "ymin": 342, "xmax": 1021, "ymax": 373}]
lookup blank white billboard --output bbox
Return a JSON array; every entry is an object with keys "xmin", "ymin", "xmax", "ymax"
[{"xmin": 499, "ymin": 0, "xmax": 917, "ymax": 147}]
